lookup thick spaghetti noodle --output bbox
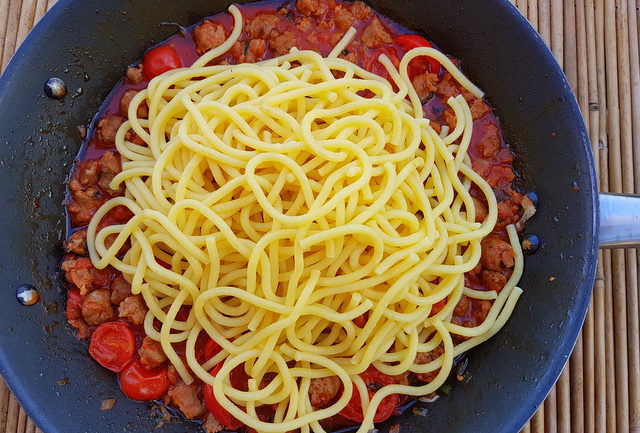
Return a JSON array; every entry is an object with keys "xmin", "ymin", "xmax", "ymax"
[{"xmin": 86, "ymin": 5, "xmax": 523, "ymax": 433}]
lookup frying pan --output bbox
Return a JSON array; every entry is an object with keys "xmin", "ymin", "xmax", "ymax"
[{"xmin": 0, "ymin": 0, "xmax": 621, "ymax": 431}]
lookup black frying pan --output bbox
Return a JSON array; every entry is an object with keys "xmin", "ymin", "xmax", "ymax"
[{"xmin": 0, "ymin": 0, "xmax": 598, "ymax": 432}]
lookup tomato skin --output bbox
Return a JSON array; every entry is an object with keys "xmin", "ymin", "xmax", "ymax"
[
  {"xmin": 338, "ymin": 366, "xmax": 399, "ymax": 423},
  {"xmin": 204, "ymin": 338, "xmax": 223, "ymax": 360},
  {"xmin": 119, "ymin": 359, "xmax": 170, "ymax": 401},
  {"xmin": 429, "ymin": 298, "xmax": 447, "ymax": 317},
  {"xmin": 203, "ymin": 362, "xmax": 249, "ymax": 431},
  {"xmin": 142, "ymin": 45, "xmax": 182, "ymax": 80},
  {"xmin": 88, "ymin": 322, "xmax": 135, "ymax": 372},
  {"xmin": 394, "ymin": 34, "xmax": 440, "ymax": 74},
  {"xmin": 66, "ymin": 289, "xmax": 84, "ymax": 320}
]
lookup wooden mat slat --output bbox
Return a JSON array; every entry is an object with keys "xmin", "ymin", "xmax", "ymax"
[{"xmin": 1, "ymin": 1, "xmax": 639, "ymax": 432}]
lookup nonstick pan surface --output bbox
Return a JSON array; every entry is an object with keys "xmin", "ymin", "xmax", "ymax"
[{"xmin": 0, "ymin": 0, "xmax": 598, "ymax": 432}]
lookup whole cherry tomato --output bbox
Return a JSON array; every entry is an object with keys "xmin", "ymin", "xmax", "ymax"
[
  {"xmin": 88, "ymin": 321, "xmax": 135, "ymax": 372},
  {"xmin": 338, "ymin": 365, "xmax": 399, "ymax": 423},
  {"xmin": 394, "ymin": 34, "xmax": 441, "ymax": 74},
  {"xmin": 119, "ymin": 359, "xmax": 170, "ymax": 401},
  {"xmin": 203, "ymin": 362, "xmax": 249, "ymax": 430},
  {"xmin": 142, "ymin": 45, "xmax": 182, "ymax": 80}
]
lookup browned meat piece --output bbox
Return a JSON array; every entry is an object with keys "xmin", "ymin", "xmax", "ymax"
[
  {"xmin": 63, "ymin": 229, "xmax": 87, "ymax": 255},
  {"xmin": 194, "ymin": 21, "xmax": 227, "ymax": 55},
  {"xmin": 269, "ymin": 31, "xmax": 297, "ymax": 56},
  {"xmin": 498, "ymin": 197, "xmax": 523, "ymax": 226},
  {"xmin": 350, "ymin": 1, "xmax": 372, "ymax": 20},
  {"xmin": 361, "ymin": 17, "xmax": 392, "ymax": 48},
  {"xmin": 246, "ymin": 13, "xmax": 280, "ymax": 39},
  {"xmin": 96, "ymin": 115, "xmax": 125, "ymax": 147},
  {"xmin": 82, "ymin": 289, "xmax": 115, "ymax": 325},
  {"xmin": 334, "ymin": 4, "xmax": 355, "ymax": 31},
  {"xmin": 481, "ymin": 270, "xmax": 507, "ymax": 292},
  {"xmin": 167, "ymin": 365, "xmax": 180, "ymax": 385},
  {"xmin": 453, "ymin": 294, "xmax": 472, "ymax": 317},
  {"xmin": 470, "ymin": 98, "xmax": 492, "ymax": 120},
  {"xmin": 68, "ymin": 318, "xmax": 92, "ymax": 339},
  {"xmin": 124, "ymin": 129, "xmax": 147, "ymax": 146},
  {"xmin": 125, "ymin": 65, "xmax": 144, "ymax": 84},
  {"xmin": 429, "ymin": 120, "xmax": 442, "ymax": 134},
  {"xmin": 296, "ymin": 0, "xmax": 329, "ymax": 16},
  {"xmin": 338, "ymin": 48, "xmax": 356, "ymax": 63},
  {"xmin": 119, "ymin": 89, "xmax": 149, "ymax": 119},
  {"xmin": 69, "ymin": 160, "xmax": 99, "ymax": 190},
  {"xmin": 138, "ymin": 336, "xmax": 168, "ymax": 369},
  {"xmin": 296, "ymin": 17, "xmax": 313, "ymax": 32},
  {"xmin": 309, "ymin": 376, "xmax": 342, "ymax": 408},
  {"xmin": 436, "ymin": 72, "xmax": 460, "ymax": 100},
  {"xmin": 231, "ymin": 39, "xmax": 267, "ymax": 63},
  {"xmin": 166, "ymin": 381, "xmax": 206, "ymax": 419},
  {"xmin": 97, "ymin": 151, "xmax": 123, "ymax": 195},
  {"xmin": 118, "ymin": 295, "xmax": 147, "ymax": 325},
  {"xmin": 62, "ymin": 256, "xmax": 96, "ymax": 294},
  {"xmin": 110, "ymin": 274, "xmax": 132, "ymax": 304},
  {"xmin": 472, "ymin": 197, "xmax": 488, "ymax": 223},
  {"xmin": 203, "ymin": 413, "xmax": 224, "ymax": 433},
  {"xmin": 411, "ymin": 72, "xmax": 438, "ymax": 103},
  {"xmin": 481, "ymin": 236, "xmax": 515, "ymax": 271},
  {"xmin": 68, "ymin": 186, "xmax": 104, "ymax": 225},
  {"xmin": 477, "ymin": 122, "xmax": 501, "ymax": 158},
  {"xmin": 414, "ymin": 345, "xmax": 444, "ymax": 383},
  {"xmin": 443, "ymin": 108, "xmax": 456, "ymax": 130}
]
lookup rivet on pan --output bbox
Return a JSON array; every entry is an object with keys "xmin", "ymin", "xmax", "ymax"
[
  {"xmin": 16, "ymin": 284, "xmax": 40, "ymax": 306},
  {"xmin": 44, "ymin": 77, "xmax": 67, "ymax": 100},
  {"xmin": 521, "ymin": 234, "xmax": 540, "ymax": 255}
]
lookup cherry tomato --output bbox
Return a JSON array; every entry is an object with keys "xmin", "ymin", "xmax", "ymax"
[
  {"xmin": 119, "ymin": 359, "xmax": 171, "ymax": 401},
  {"xmin": 88, "ymin": 322, "xmax": 135, "ymax": 372},
  {"xmin": 394, "ymin": 34, "xmax": 440, "ymax": 74},
  {"xmin": 204, "ymin": 338, "xmax": 223, "ymax": 360},
  {"xmin": 429, "ymin": 298, "xmax": 447, "ymax": 317},
  {"xmin": 111, "ymin": 205, "xmax": 134, "ymax": 223},
  {"xmin": 204, "ymin": 362, "xmax": 249, "ymax": 430},
  {"xmin": 66, "ymin": 288, "xmax": 84, "ymax": 320},
  {"xmin": 142, "ymin": 45, "xmax": 182, "ymax": 80},
  {"xmin": 338, "ymin": 366, "xmax": 399, "ymax": 423}
]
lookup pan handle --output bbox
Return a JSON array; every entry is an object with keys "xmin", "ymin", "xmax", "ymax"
[{"xmin": 599, "ymin": 193, "xmax": 640, "ymax": 248}]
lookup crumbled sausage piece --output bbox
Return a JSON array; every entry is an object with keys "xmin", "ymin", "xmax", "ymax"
[
  {"xmin": 68, "ymin": 318, "xmax": 92, "ymax": 339},
  {"xmin": 309, "ymin": 376, "xmax": 342, "ymax": 408},
  {"xmin": 203, "ymin": 413, "xmax": 225, "ymax": 433},
  {"xmin": 414, "ymin": 345, "xmax": 444, "ymax": 383},
  {"xmin": 470, "ymin": 98, "xmax": 492, "ymax": 120},
  {"xmin": 138, "ymin": 336, "xmax": 168, "ymax": 369},
  {"xmin": 96, "ymin": 115, "xmax": 125, "ymax": 147},
  {"xmin": 166, "ymin": 381, "xmax": 206, "ymax": 419},
  {"xmin": 477, "ymin": 122, "xmax": 501, "ymax": 158},
  {"xmin": 194, "ymin": 21, "xmax": 227, "ymax": 55},
  {"xmin": 120, "ymin": 90, "xmax": 149, "ymax": 119},
  {"xmin": 97, "ymin": 152, "xmax": 123, "ymax": 195},
  {"xmin": 62, "ymin": 257, "xmax": 100, "ymax": 294},
  {"xmin": 472, "ymin": 197, "xmax": 488, "ymax": 223},
  {"xmin": 361, "ymin": 17, "xmax": 393, "ymax": 48},
  {"xmin": 334, "ymin": 4, "xmax": 355, "ymax": 31},
  {"xmin": 296, "ymin": 0, "xmax": 329, "ymax": 16},
  {"xmin": 296, "ymin": 17, "xmax": 313, "ymax": 32},
  {"xmin": 411, "ymin": 72, "xmax": 438, "ymax": 103},
  {"xmin": 232, "ymin": 39, "xmax": 268, "ymax": 63},
  {"xmin": 63, "ymin": 229, "xmax": 87, "ymax": 256},
  {"xmin": 269, "ymin": 31, "xmax": 297, "ymax": 56},
  {"xmin": 246, "ymin": 13, "xmax": 280, "ymax": 39},
  {"xmin": 118, "ymin": 295, "xmax": 147, "ymax": 325},
  {"xmin": 481, "ymin": 269, "xmax": 508, "ymax": 292},
  {"xmin": 125, "ymin": 65, "xmax": 144, "ymax": 84},
  {"xmin": 110, "ymin": 274, "xmax": 132, "ymax": 305},
  {"xmin": 82, "ymin": 289, "xmax": 115, "ymax": 325},
  {"xmin": 443, "ymin": 108, "xmax": 457, "ymax": 130},
  {"xmin": 350, "ymin": 1, "xmax": 372, "ymax": 20},
  {"xmin": 481, "ymin": 236, "xmax": 515, "ymax": 271}
]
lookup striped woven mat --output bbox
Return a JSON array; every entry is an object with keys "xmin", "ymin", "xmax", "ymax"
[{"xmin": 1, "ymin": 1, "xmax": 638, "ymax": 432}]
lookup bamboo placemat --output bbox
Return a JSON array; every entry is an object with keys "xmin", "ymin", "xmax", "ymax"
[{"xmin": 0, "ymin": 0, "xmax": 638, "ymax": 432}]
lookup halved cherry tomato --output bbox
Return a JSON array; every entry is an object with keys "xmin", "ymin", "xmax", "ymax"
[
  {"xmin": 88, "ymin": 322, "xmax": 135, "ymax": 372},
  {"xmin": 394, "ymin": 34, "xmax": 440, "ymax": 74},
  {"xmin": 204, "ymin": 338, "xmax": 223, "ymax": 360},
  {"xmin": 119, "ymin": 359, "xmax": 170, "ymax": 401},
  {"xmin": 429, "ymin": 298, "xmax": 447, "ymax": 317},
  {"xmin": 203, "ymin": 362, "xmax": 250, "ymax": 430},
  {"xmin": 338, "ymin": 365, "xmax": 399, "ymax": 423},
  {"xmin": 66, "ymin": 288, "xmax": 84, "ymax": 320},
  {"xmin": 142, "ymin": 45, "xmax": 182, "ymax": 80}
]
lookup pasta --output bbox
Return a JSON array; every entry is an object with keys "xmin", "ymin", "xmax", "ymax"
[{"xmin": 86, "ymin": 5, "xmax": 523, "ymax": 433}]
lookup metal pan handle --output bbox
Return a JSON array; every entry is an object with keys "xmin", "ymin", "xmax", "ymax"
[{"xmin": 599, "ymin": 193, "xmax": 640, "ymax": 248}]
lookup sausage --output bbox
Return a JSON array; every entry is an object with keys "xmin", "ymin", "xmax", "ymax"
[
  {"xmin": 350, "ymin": 1, "xmax": 372, "ymax": 20},
  {"xmin": 477, "ymin": 122, "xmax": 501, "ymax": 158},
  {"xmin": 67, "ymin": 186, "xmax": 104, "ymax": 225},
  {"xmin": 97, "ymin": 151, "xmax": 124, "ymax": 196},
  {"xmin": 481, "ymin": 269, "xmax": 508, "ymax": 292},
  {"xmin": 480, "ymin": 236, "xmax": 515, "ymax": 271},
  {"xmin": 308, "ymin": 376, "xmax": 342, "ymax": 408},
  {"xmin": 193, "ymin": 21, "xmax": 227, "ymax": 55},
  {"xmin": 125, "ymin": 65, "xmax": 144, "ymax": 84},
  {"xmin": 470, "ymin": 98, "xmax": 492, "ymax": 120},
  {"xmin": 269, "ymin": 31, "xmax": 297, "ymax": 56},
  {"xmin": 118, "ymin": 295, "xmax": 147, "ymax": 325},
  {"xmin": 81, "ymin": 289, "xmax": 115, "ymax": 325},
  {"xmin": 138, "ymin": 336, "xmax": 168, "ymax": 369},
  {"xmin": 119, "ymin": 89, "xmax": 149, "ymax": 119},
  {"xmin": 62, "ymin": 256, "xmax": 96, "ymax": 294},
  {"xmin": 296, "ymin": 0, "xmax": 329, "ymax": 17},
  {"xmin": 414, "ymin": 345, "xmax": 444, "ymax": 383},
  {"xmin": 472, "ymin": 197, "xmax": 488, "ymax": 223},
  {"xmin": 334, "ymin": 4, "xmax": 355, "ymax": 31},
  {"xmin": 96, "ymin": 115, "xmax": 125, "ymax": 147},
  {"xmin": 246, "ymin": 13, "xmax": 279, "ymax": 39},
  {"xmin": 109, "ymin": 274, "xmax": 132, "ymax": 305},
  {"xmin": 63, "ymin": 229, "xmax": 87, "ymax": 256},
  {"xmin": 411, "ymin": 72, "xmax": 438, "ymax": 103},
  {"xmin": 166, "ymin": 380, "xmax": 206, "ymax": 419},
  {"xmin": 203, "ymin": 413, "xmax": 225, "ymax": 433},
  {"xmin": 361, "ymin": 17, "xmax": 392, "ymax": 48}
]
